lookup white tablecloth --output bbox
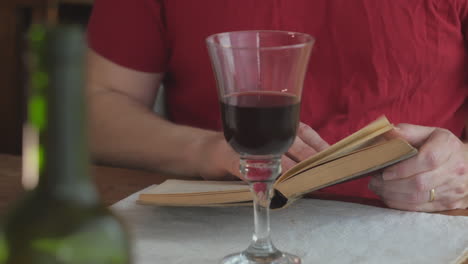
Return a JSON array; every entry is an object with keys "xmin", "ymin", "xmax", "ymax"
[{"xmin": 111, "ymin": 186, "xmax": 468, "ymax": 264}]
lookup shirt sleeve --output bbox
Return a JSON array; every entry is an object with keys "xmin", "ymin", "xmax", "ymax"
[{"xmin": 87, "ymin": 0, "xmax": 168, "ymax": 73}]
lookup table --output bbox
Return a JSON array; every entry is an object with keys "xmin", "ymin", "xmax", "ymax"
[
  {"xmin": 112, "ymin": 191, "xmax": 468, "ymax": 264},
  {"xmin": 0, "ymin": 154, "xmax": 167, "ymax": 216},
  {"xmin": 1, "ymin": 154, "xmax": 467, "ymax": 217}
]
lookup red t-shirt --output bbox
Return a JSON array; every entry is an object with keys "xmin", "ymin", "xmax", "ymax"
[{"xmin": 87, "ymin": 0, "xmax": 468, "ymax": 199}]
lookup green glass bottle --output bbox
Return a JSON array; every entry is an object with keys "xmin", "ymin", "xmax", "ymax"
[{"xmin": 0, "ymin": 25, "xmax": 131, "ymax": 264}]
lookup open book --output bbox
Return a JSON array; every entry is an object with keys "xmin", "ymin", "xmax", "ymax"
[{"xmin": 138, "ymin": 116, "xmax": 418, "ymax": 209}]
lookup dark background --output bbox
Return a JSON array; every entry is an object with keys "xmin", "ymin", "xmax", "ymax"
[{"xmin": 0, "ymin": 0, "xmax": 93, "ymax": 155}]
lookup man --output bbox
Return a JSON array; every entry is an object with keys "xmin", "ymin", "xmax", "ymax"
[{"xmin": 86, "ymin": 0, "xmax": 468, "ymax": 211}]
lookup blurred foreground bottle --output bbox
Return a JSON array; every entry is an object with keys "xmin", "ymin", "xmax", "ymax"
[{"xmin": 0, "ymin": 25, "xmax": 131, "ymax": 264}]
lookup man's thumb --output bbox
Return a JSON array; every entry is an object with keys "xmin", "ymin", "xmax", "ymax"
[{"xmin": 393, "ymin": 123, "xmax": 436, "ymax": 148}]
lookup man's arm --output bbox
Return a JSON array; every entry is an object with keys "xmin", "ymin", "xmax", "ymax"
[{"xmin": 86, "ymin": 49, "xmax": 239, "ymax": 180}]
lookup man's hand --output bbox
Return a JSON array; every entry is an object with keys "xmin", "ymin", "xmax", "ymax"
[{"xmin": 369, "ymin": 124, "xmax": 468, "ymax": 212}]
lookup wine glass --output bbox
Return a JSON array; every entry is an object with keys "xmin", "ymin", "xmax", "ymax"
[{"xmin": 206, "ymin": 30, "xmax": 314, "ymax": 264}]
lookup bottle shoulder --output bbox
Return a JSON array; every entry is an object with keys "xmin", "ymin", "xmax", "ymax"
[
  {"xmin": 5, "ymin": 191, "xmax": 125, "ymax": 234},
  {"xmin": 2, "ymin": 192, "xmax": 130, "ymax": 264}
]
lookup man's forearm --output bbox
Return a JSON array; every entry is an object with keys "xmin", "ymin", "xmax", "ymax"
[{"xmin": 88, "ymin": 90, "xmax": 225, "ymax": 178}]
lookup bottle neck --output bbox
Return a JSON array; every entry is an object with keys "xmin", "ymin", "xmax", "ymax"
[
  {"xmin": 26, "ymin": 25, "xmax": 99, "ymax": 205},
  {"xmin": 37, "ymin": 103, "xmax": 99, "ymax": 204}
]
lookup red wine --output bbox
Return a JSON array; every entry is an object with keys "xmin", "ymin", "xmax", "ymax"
[{"xmin": 220, "ymin": 91, "xmax": 300, "ymax": 155}]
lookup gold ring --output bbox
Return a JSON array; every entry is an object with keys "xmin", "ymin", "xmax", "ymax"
[{"xmin": 429, "ymin": 188, "xmax": 435, "ymax": 202}]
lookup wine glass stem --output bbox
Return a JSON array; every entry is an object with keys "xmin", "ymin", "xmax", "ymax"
[
  {"xmin": 240, "ymin": 157, "xmax": 282, "ymax": 257},
  {"xmin": 250, "ymin": 181, "xmax": 275, "ymax": 251}
]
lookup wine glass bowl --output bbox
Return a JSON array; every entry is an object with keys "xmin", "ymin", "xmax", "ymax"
[
  {"xmin": 207, "ymin": 30, "xmax": 314, "ymax": 264},
  {"xmin": 220, "ymin": 91, "xmax": 301, "ymax": 157}
]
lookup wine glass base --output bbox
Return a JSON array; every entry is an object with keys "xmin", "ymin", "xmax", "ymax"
[{"xmin": 221, "ymin": 251, "xmax": 301, "ymax": 264}]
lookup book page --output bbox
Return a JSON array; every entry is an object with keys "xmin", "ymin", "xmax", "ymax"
[
  {"xmin": 144, "ymin": 179, "xmax": 249, "ymax": 195},
  {"xmin": 276, "ymin": 138, "xmax": 417, "ymax": 199},
  {"xmin": 276, "ymin": 116, "xmax": 393, "ymax": 184}
]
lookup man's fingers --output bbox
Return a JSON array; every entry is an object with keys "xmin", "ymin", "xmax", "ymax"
[
  {"xmin": 281, "ymin": 155, "xmax": 297, "ymax": 172},
  {"xmin": 384, "ymin": 199, "xmax": 446, "ymax": 212},
  {"xmin": 384, "ymin": 195, "xmax": 468, "ymax": 212},
  {"xmin": 370, "ymin": 182, "xmax": 453, "ymax": 204},
  {"xmin": 286, "ymin": 123, "xmax": 328, "ymax": 162},
  {"xmin": 370, "ymin": 158, "xmax": 460, "ymax": 194},
  {"xmin": 382, "ymin": 129, "xmax": 456, "ymax": 180},
  {"xmin": 369, "ymin": 160, "xmax": 468, "ymax": 206},
  {"xmin": 286, "ymin": 136, "xmax": 319, "ymax": 162},
  {"xmin": 297, "ymin": 122, "xmax": 329, "ymax": 151}
]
